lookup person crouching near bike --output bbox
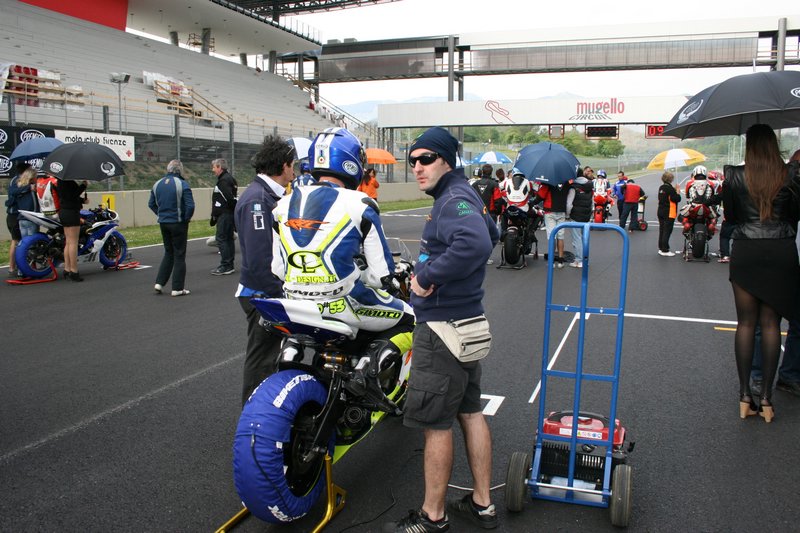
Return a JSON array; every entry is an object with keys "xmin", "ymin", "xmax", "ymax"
[{"xmin": 271, "ymin": 127, "xmax": 414, "ymax": 389}]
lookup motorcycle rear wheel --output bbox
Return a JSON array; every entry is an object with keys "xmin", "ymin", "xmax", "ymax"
[
  {"xmin": 503, "ymin": 228, "xmax": 522, "ymax": 265},
  {"xmin": 99, "ymin": 231, "xmax": 128, "ymax": 268},
  {"xmin": 691, "ymin": 224, "xmax": 707, "ymax": 259},
  {"xmin": 233, "ymin": 370, "xmax": 333, "ymax": 524},
  {"xmin": 15, "ymin": 233, "xmax": 55, "ymax": 278}
]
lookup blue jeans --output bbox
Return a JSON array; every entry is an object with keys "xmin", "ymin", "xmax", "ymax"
[
  {"xmin": 215, "ymin": 210, "xmax": 235, "ymax": 270},
  {"xmin": 156, "ymin": 222, "xmax": 188, "ymax": 291},
  {"xmin": 751, "ymin": 318, "xmax": 800, "ymax": 384},
  {"xmin": 18, "ymin": 219, "xmax": 38, "ymax": 237},
  {"xmin": 570, "ymin": 226, "xmax": 584, "ymax": 262}
]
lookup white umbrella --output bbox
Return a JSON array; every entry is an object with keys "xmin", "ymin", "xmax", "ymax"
[
  {"xmin": 646, "ymin": 148, "xmax": 706, "ymax": 170},
  {"xmin": 287, "ymin": 137, "xmax": 312, "ymax": 160}
]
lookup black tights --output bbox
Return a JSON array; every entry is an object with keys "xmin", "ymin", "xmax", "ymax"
[{"xmin": 732, "ymin": 282, "xmax": 781, "ymax": 401}]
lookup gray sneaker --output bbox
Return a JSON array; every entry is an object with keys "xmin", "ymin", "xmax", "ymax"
[
  {"xmin": 211, "ymin": 266, "xmax": 235, "ymax": 276},
  {"xmin": 447, "ymin": 494, "xmax": 497, "ymax": 529}
]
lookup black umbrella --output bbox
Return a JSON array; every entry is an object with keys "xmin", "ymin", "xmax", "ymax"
[
  {"xmin": 42, "ymin": 142, "xmax": 125, "ymax": 181},
  {"xmin": 663, "ymin": 70, "xmax": 800, "ymax": 139}
]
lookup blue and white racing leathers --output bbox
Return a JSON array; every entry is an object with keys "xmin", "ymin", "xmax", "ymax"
[{"xmin": 272, "ymin": 182, "xmax": 413, "ymax": 349}]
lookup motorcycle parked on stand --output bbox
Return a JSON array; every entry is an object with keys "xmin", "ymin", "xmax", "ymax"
[
  {"xmin": 232, "ymin": 238, "xmax": 414, "ymax": 525},
  {"xmin": 14, "ymin": 206, "xmax": 128, "ymax": 278},
  {"xmin": 499, "ymin": 172, "xmax": 543, "ymax": 268}
]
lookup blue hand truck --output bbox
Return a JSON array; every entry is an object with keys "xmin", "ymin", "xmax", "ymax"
[{"xmin": 505, "ymin": 222, "xmax": 635, "ymax": 527}]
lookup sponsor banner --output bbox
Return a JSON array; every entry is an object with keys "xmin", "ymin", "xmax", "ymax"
[
  {"xmin": 378, "ymin": 95, "xmax": 690, "ymax": 128},
  {"xmin": 54, "ymin": 130, "xmax": 135, "ymax": 161},
  {"xmin": 0, "ymin": 126, "xmax": 56, "ymax": 177}
]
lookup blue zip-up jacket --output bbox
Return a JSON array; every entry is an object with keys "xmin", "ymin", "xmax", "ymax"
[
  {"xmin": 412, "ymin": 169, "xmax": 500, "ymax": 323},
  {"xmin": 148, "ymin": 173, "xmax": 195, "ymax": 223}
]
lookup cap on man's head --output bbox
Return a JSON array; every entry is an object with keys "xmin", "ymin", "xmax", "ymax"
[{"xmin": 409, "ymin": 127, "xmax": 458, "ymax": 170}]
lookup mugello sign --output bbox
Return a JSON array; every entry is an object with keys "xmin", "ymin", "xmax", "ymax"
[{"xmin": 378, "ymin": 95, "xmax": 689, "ymax": 128}]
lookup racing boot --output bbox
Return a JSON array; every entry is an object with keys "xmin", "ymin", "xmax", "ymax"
[{"xmin": 352, "ymin": 339, "xmax": 403, "ymax": 415}]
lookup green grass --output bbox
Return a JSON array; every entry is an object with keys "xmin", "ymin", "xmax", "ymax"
[{"xmin": 1, "ymin": 199, "xmax": 432, "ymax": 267}]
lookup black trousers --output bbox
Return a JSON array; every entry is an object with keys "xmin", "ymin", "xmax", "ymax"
[
  {"xmin": 156, "ymin": 222, "xmax": 188, "ymax": 291},
  {"xmin": 215, "ymin": 210, "xmax": 235, "ymax": 270},
  {"xmin": 239, "ymin": 296, "xmax": 282, "ymax": 406},
  {"xmin": 658, "ymin": 216, "xmax": 676, "ymax": 252}
]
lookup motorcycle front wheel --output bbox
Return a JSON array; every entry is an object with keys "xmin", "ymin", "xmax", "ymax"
[
  {"xmin": 15, "ymin": 233, "xmax": 55, "ymax": 278},
  {"xmin": 99, "ymin": 231, "xmax": 128, "ymax": 268},
  {"xmin": 233, "ymin": 369, "xmax": 333, "ymax": 524}
]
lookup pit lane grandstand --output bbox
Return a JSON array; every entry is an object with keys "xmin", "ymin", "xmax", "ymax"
[{"xmin": 1, "ymin": 1, "xmax": 798, "ymax": 181}]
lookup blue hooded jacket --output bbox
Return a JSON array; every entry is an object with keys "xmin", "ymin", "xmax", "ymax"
[{"xmin": 412, "ymin": 169, "xmax": 499, "ymax": 323}]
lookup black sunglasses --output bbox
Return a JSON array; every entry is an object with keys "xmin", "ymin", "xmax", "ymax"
[{"xmin": 408, "ymin": 152, "xmax": 440, "ymax": 167}]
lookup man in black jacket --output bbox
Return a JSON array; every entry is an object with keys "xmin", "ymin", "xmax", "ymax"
[
  {"xmin": 210, "ymin": 158, "xmax": 238, "ymax": 275},
  {"xmin": 233, "ymin": 137, "xmax": 295, "ymax": 404}
]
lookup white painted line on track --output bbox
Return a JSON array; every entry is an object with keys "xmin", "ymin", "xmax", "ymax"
[
  {"xmin": 528, "ymin": 312, "xmax": 582, "ymax": 404},
  {"xmin": 0, "ymin": 353, "xmax": 243, "ymax": 465},
  {"xmin": 528, "ymin": 311, "xmax": 738, "ymax": 403}
]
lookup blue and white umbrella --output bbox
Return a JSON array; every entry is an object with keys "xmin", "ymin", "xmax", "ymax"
[
  {"xmin": 10, "ymin": 137, "xmax": 63, "ymax": 161},
  {"xmin": 471, "ymin": 151, "xmax": 512, "ymax": 165}
]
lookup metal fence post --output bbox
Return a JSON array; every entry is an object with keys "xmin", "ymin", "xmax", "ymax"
[{"xmin": 229, "ymin": 120, "xmax": 235, "ymax": 175}]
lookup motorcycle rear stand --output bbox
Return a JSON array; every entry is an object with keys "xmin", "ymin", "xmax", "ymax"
[
  {"xmin": 506, "ymin": 222, "xmax": 634, "ymax": 527},
  {"xmin": 5, "ymin": 260, "xmax": 58, "ymax": 285},
  {"xmin": 215, "ymin": 453, "xmax": 346, "ymax": 533}
]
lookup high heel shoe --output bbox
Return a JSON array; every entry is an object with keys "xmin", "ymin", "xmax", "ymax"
[
  {"xmin": 68, "ymin": 271, "xmax": 84, "ymax": 282},
  {"xmin": 759, "ymin": 398, "xmax": 775, "ymax": 423},
  {"xmin": 739, "ymin": 394, "xmax": 758, "ymax": 419}
]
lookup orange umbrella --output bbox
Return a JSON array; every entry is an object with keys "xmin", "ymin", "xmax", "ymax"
[{"xmin": 365, "ymin": 148, "xmax": 397, "ymax": 164}]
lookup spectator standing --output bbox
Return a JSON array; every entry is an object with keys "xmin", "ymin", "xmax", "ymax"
[
  {"xmin": 565, "ymin": 167, "xmax": 593, "ymax": 267},
  {"xmin": 56, "ymin": 176, "xmax": 87, "ymax": 281},
  {"xmin": 4, "ymin": 162, "xmax": 31, "ymax": 278},
  {"xmin": 656, "ymin": 171, "xmax": 681, "ymax": 256},
  {"xmin": 149, "ymin": 160, "xmax": 194, "ymax": 296},
  {"xmin": 612, "ymin": 171, "xmax": 628, "ymax": 220},
  {"xmin": 750, "ymin": 149, "xmax": 800, "ymax": 400},
  {"xmin": 536, "ymin": 181, "xmax": 571, "ymax": 268},
  {"xmin": 210, "ymin": 158, "xmax": 238, "ymax": 276},
  {"xmin": 234, "ymin": 135, "xmax": 294, "ymax": 406},
  {"xmin": 357, "ymin": 167, "xmax": 380, "ymax": 201},
  {"xmin": 15, "ymin": 167, "xmax": 39, "ymax": 237},
  {"xmin": 721, "ymin": 125, "xmax": 800, "ymax": 422},
  {"xmin": 619, "ymin": 179, "xmax": 645, "ymax": 231},
  {"xmin": 472, "ymin": 163, "xmax": 503, "ymax": 264},
  {"xmin": 384, "ymin": 127, "xmax": 499, "ymax": 533}
]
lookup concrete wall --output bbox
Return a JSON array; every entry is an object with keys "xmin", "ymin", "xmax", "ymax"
[{"xmin": 1, "ymin": 182, "xmax": 427, "ymax": 240}]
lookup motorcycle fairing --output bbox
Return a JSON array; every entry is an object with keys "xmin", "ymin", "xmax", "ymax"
[{"xmin": 251, "ymin": 298, "xmax": 356, "ymax": 342}]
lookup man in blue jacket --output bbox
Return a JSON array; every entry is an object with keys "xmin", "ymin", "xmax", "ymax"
[
  {"xmin": 234, "ymin": 135, "xmax": 295, "ymax": 405},
  {"xmin": 148, "ymin": 159, "xmax": 194, "ymax": 296},
  {"xmin": 384, "ymin": 127, "xmax": 500, "ymax": 533}
]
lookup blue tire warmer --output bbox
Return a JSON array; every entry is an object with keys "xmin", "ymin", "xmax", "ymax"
[{"xmin": 233, "ymin": 369, "xmax": 331, "ymax": 523}]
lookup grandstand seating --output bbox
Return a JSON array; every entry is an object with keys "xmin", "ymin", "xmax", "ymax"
[{"xmin": 0, "ymin": 1, "xmax": 363, "ymax": 145}]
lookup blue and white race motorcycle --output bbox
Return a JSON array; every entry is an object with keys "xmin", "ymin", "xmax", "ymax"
[
  {"xmin": 232, "ymin": 239, "xmax": 413, "ymax": 525},
  {"xmin": 15, "ymin": 207, "xmax": 128, "ymax": 278}
]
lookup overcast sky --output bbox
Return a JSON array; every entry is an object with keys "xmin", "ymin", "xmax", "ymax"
[{"xmin": 293, "ymin": 0, "xmax": 800, "ymax": 105}]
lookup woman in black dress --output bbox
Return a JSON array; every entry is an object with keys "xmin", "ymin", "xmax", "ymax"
[
  {"xmin": 722, "ymin": 124, "xmax": 800, "ymax": 422},
  {"xmin": 56, "ymin": 177, "xmax": 87, "ymax": 281}
]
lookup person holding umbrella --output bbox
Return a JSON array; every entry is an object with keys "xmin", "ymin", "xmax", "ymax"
[
  {"xmin": 722, "ymin": 125, "xmax": 800, "ymax": 422},
  {"xmin": 56, "ymin": 175, "xmax": 88, "ymax": 281}
]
